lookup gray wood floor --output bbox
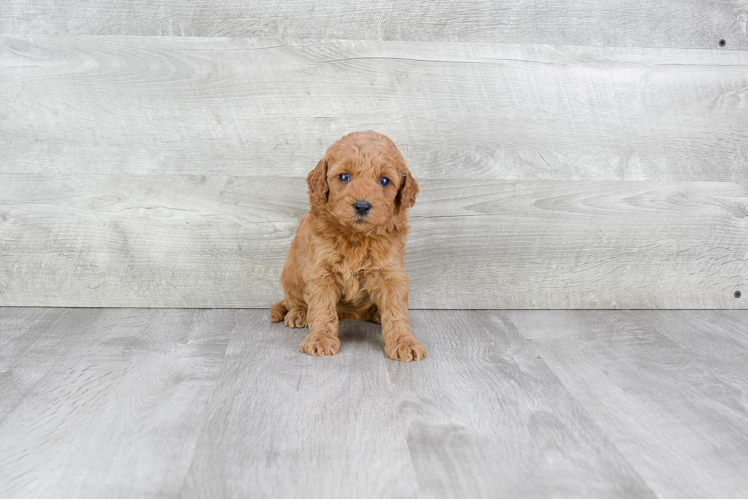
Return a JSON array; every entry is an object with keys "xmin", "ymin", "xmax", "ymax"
[{"xmin": 0, "ymin": 308, "xmax": 747, "ymax": 497}]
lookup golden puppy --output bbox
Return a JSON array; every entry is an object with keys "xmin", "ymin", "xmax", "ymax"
[{"xmin": 270, "ymin": 131, "xmax": 426, "ymax": 362}]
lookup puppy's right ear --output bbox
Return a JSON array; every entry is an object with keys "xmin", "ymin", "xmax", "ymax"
[{"xmin": 307, "ymin": 157, "xmax": 329, "ymax": 207}]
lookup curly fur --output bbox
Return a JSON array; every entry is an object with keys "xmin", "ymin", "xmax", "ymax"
[{"xmin": 270, "ymin": 131, "xmax": 426, "ymax": 362}]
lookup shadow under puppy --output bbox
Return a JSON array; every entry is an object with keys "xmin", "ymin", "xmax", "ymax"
[{"xmin": 271, "ymin": 131, "xmax": 426, "ymax": 362}]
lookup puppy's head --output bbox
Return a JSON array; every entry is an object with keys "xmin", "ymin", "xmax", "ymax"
[{"xmin": 307, "ymin": 131, "xmax": 419, "ymax": 232}]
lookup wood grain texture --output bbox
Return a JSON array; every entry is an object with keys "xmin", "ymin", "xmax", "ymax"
[
  {"xmin": 3, "ymin": 308, "xmax": 748, "ymax": 497},
  {"xmin": 0, "ymin": 308, "xmax": 234, "ymax": 498},
  {"xmin": 632, "ymin": 310, "xmax": 748, "ymax": 393},
  {"xmin": 388, "ymin": 310, "xmax": 655, "ymax": 498},
  {"xmin": 2, "ymin": 35, "xmax": 747, "ymax": 309},
  {"xmin": 1, "ymin": 175, "xmax": 745, "ymax": 309},
  {"xmin": 182, "ymin": 310, "xmax": 418, "ymax": 498},
  {"xmin": 1, "ymin": 0, "xmax": 746, "ymax": 50},
  {"xmin": 503, "ymin": 310, "xmax": 748, "ymax": 498},
  {"xmin": 3, "ymin": 35, "xmax": 748, "ymax": 182},
  {"xmin": 0, "ymin": 308, "xmax": 103, "ymax": 425}
]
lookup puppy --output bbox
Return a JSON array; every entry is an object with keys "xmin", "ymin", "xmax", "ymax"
[{"xmin": 270, "ymin": 131, "xmax": 426, "ymax": 362}]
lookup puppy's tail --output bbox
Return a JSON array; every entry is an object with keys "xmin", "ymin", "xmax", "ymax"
[{"xmin": 270, "ymin": 301, "xmax": 289, "ymax": 323}]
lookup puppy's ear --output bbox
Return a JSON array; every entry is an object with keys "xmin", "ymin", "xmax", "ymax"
[
  {"xmin": 307, "ymin": 157, "xmax": 329, "ymax": 207},
  {"xmin": 395, "ymin": 168, "xmax": 419, "ymax": 216}
]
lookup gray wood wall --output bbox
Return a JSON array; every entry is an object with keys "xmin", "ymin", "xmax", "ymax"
[{"xmin": 1, "ymin": 2, "xmax": 746, "ymax": 308}]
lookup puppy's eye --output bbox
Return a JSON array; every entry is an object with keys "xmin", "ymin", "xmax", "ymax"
[
  {"xmin": 338, "ymin": 173, "xmax": 350, "ymax": 183},
  {"xmin": 379, "ymin": 176, "xmax": 391, "ymax": 187}
]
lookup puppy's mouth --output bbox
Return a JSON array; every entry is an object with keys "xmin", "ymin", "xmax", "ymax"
[{"xmin": 353, "ymin": 218, "xmax": 368, "ymax": 225}]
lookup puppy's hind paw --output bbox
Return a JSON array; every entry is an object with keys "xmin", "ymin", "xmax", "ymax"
[
  {"xmin": 385, "ymin": 336, "xmax": 427, "ymax": 362},
  {"xmin": 270, "ymin": 301, "xmax": 288, "ymax": 323},
  {"xmin": 284, "ymin": 307, "xmax": 308, "ymax": 328},
  {"xmin": 300, "ymin": 333, "xmax": 340, "ymax": 357}
]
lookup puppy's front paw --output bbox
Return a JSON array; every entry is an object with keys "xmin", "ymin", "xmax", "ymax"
[
  {"xmin": 300, "ymin": 333, "xmax": 340, "ymax": 357},
  {"xmin": 284, "ymin": 307, "xmax": 308, "ymax": 328},
  {"xmin": 385, "ymin": 336, "xmax": 426, "ymax": 362}
]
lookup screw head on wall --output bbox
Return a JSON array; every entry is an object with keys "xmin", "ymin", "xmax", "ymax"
[{"xmin": 736, "ymin": 291, "xmax": 742, "ymax": 299}]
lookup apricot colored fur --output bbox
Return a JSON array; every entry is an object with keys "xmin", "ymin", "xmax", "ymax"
[{"xmin": 270, "ymin": 131, "xmax": 426, "ymax": 362}]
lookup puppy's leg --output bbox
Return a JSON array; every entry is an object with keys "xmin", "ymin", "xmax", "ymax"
[
  {"xmin": 277, "ymin": 249, "xmax": 308, "ymax": 327},
  {"xmin": 300, "ymin": 276, "xmax": 341, "ymax": 356},
  {"xmin": 372, "ymin": 277, "xmax": 426, "ymax": 362}
]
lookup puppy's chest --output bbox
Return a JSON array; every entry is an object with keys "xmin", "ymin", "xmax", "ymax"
[{"xmin": 331, "ymin": 251, "xmax": 378, "ymax": 301}]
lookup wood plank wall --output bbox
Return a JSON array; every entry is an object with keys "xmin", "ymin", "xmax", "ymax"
[{"xmin": 1, "ymin": 2, "xmax": 746, "ymax": 308}]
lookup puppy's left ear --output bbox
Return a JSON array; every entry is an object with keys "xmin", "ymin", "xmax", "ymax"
[
  {"xmin": 395, "ymin": 167, "xmax": 419, "ymax": 216},
  {"xmin": 307, "ymin": 157, "xmax": 329, "ymax": 207}
]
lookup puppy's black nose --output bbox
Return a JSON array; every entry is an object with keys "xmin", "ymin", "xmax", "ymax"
[{"xmin": 353, "ymin": 200, "xmax": 372, "ymax": 216}]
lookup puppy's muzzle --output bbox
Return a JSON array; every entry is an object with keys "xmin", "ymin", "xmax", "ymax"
[{"xmin": 353, "ymin": 200, "xmax": 373, "ymax": 216}]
